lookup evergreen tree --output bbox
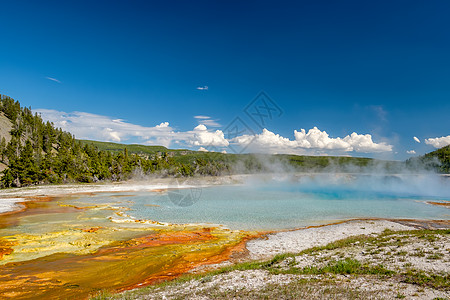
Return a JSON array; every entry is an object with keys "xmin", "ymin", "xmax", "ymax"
[{"xmin": 0, "ymin": 94, "xmax": 231, "ymax": 188}]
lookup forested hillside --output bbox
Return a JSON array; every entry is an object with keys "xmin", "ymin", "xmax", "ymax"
[
  {"xmin": 1, "ymin": 94, "xmax": 445, "ymax": 188},
  {"xmin": 406, "ymin": 145, "xmax": 450, "ymax": 173},
  {"xmin": 0, "ymin": 95, "xmax": 230, "ymax": 187}
]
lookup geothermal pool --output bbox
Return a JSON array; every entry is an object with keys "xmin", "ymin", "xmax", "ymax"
[
  {"xmin": 0, "ymin": 173, "xmax": 449, "ymax": 299},
  {"xmin": 88, "ymin": 174, "xmax": 450, "ymax": 230}
]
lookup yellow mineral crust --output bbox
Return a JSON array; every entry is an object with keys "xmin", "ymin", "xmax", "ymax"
[
  {"xmin": 0, "ymin": 227, "xmax": 253, "ymax": 299},
  {"xmin": 0, "ymin": 193, "xmax": 257, "ymax": 299}
]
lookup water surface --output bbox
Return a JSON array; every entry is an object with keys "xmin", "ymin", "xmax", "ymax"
[{"xmin": 103, "ymin": 174, "xmax": 450, "ymax": 230}]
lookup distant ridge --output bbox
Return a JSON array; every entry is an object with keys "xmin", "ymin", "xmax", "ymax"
[
  {"xmin": 0, "ymin": 94, "xmax": 446, "ymax": 188},
  {"xmin": 0, "ymin": 94, "xmax": 219, "ymax": 187},
  {"xmin": 78, "ymin": 140, "xmax": 190, "ymax": 157},
  {"xmin": 80, "ymin": 139, "xmax": 406, "ymax": 174}
]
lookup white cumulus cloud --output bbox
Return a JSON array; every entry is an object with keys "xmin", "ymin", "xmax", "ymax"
[
  {"xmin": 34, "ymin": 109, "xmax": 394, "ymax": 155},
  {"xmin": 342, "ymin": 132, "xmax": 392, "ymax": 152},
  {"xmin": 407, "ymin": 150, "xmax": 416, "ymax": 154},
  {"xmin": 192, "ymin": 124, "xmax": 229, "ymax": 147},
  {"xmin": 232, "ymin": 127, "xmax": 392, "ymax": 154},
  {"xmin": 34, "ymin": 109, "xmax": 178, "ymax": 147},
  {"xmin": 425, "ymin": 135, "xmax": 450, "ymax": 148},
  {"xmin": 294, "ymin": 128, "xmax": 350, "ymax": 150},
  {"xmin": 233, "ymin": 128, "xmax": 296, "ymax": 149},
  {"xmin": 156, "ymin": 122, "xmax": 169, "ymax": 128}
]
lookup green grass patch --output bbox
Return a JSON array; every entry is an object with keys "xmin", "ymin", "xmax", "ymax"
[
  {"xmin": 300, "ymin": 235, "xmax": 371, "ymax": 254},
  {"xmin": 401, "ymin": 269, "xmax": 450, "ymax": 291},
  {"xmin": 284, "ymin": 258, "xmax": 395, "ymax": 276},
  {"xmin": 427, "ymin": 253, "xmax": 444, "ymax": 260},
  {"xmin": 90, "ymin": 229, "xmax": 450, "ymax": 299}
]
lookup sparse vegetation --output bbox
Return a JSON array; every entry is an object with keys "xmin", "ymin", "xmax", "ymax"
[{"xmin": 91, "ymin": 228, "xmax": 450, "ymax": 299}]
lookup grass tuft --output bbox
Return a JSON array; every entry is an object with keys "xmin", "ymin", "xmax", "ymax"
[
  {"xmin": 401, "ymin": 269, "xmax": 450, "ymax": 291},
  {"xmin": 89, "ymin": 228, "xmax": 450, "ymax": 299}
]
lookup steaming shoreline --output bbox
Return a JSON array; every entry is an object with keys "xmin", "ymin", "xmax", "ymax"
[
  {"xmin": 1, "ymin": 178, "xmax": 449, "ymax": 299},
  {"xmin": 0, "ymin": 177, "xmax": 226, "ymax": 214},
  {"xmin": 1, "ymin": 172, "xmax": 449, "ymax": 215}
]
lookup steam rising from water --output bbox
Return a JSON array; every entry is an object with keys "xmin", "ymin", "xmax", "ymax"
[
  {"xmin": 228, "ymin": 151, "xmax": 450, "ymax": 200},
  {"xmin": 125, "ymin": 172, "xmax": 450, "ymax": 230},
  {"xmin": 244, "ymin": 173, "xmax": 450, "ymax": 199}
]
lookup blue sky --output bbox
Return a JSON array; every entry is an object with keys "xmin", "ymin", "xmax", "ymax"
[{"xmin": 1, "ymin": 0, "xmax": 449, "ymax": 159}]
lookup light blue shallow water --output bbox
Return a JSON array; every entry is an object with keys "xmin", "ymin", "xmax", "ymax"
[{"xmin": 89, "ymin": 174, "xmax": 450, "ymax": 230}]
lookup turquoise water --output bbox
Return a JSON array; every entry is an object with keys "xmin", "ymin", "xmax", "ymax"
[{"xmin": 88, "ymin": 174, "xmax": 450, "ymax": 230}]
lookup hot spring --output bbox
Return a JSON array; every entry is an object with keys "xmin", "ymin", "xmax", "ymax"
[
  {"xmin": 79, "ymin": 173, "xmax": 450, "ymax": 230},
  {"xmin": 1, "ymin": 173, "xmax": 449, "ymax": 299}
]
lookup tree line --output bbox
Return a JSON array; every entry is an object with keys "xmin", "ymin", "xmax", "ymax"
[
  {"xmin": 0, "ymin": 95, "xmax": 230, "ymax": 188},
  {"xmin": 1, "ymin": 94, "xmax": 447, "ymax": 189}
]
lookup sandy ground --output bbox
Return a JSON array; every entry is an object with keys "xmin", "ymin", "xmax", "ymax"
[
  {"xmin": 246, "ymin": 220, "xmax": 416, "ymax": 259},
  {"xmin": 190, "ymin": 220, "xmax": 419, "ymax": 273},
  {"xmin": 143, "ymin": 270, "xmax": 450, "ymax": 300},
  {"xmin": 119, "ymin": 219, "xmax": 450, "ymax": 300},
  {"xmin": 142, "ymin": 270, "xmax": 449, "ymax": 300}
]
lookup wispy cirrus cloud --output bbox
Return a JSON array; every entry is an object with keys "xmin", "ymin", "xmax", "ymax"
[
  {"xmin": 194, "ymin": 115, "xmax": 221, "ymax": 127},
  {"xmin": 369, "ymin": 105, "xmax": 388, "ymax": 122},
  {"xmin": 45, "ymin": 77, "xmax": 61, "ymax": 83},
  {"xmin": 196, "ymin": 86, "xmax": 208, "ymax": 90}
]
